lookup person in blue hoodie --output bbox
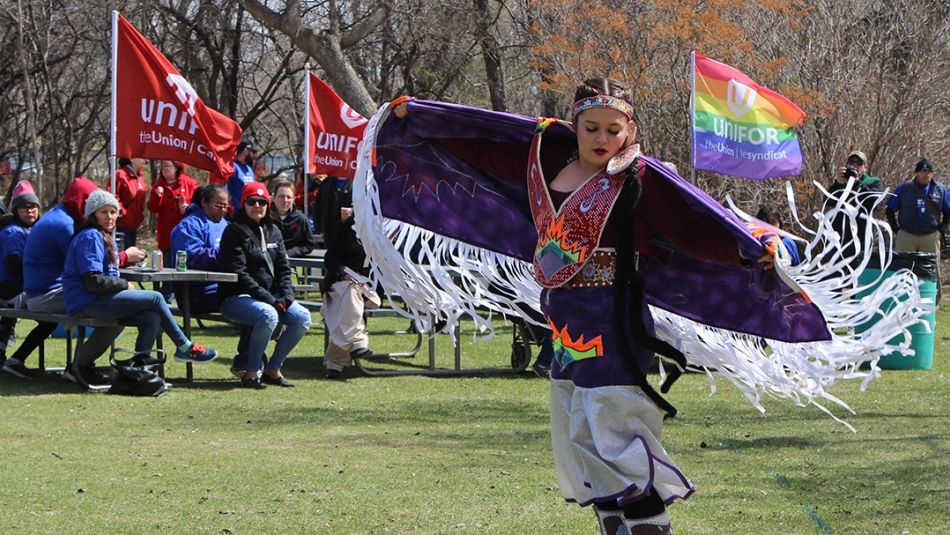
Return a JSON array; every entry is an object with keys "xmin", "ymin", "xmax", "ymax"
[
  {"xmin": 62, "ymin": 190, "xmax": 218, "ymax": 387},
  {"xmin": 0, "ymin": 180, "xmax": 56, "ymax": 378},
  {"xmin": 171, "ymin": 185, "xmax": 253, "ymax": 374},
  {"xmin": 171, "ymin": 185, "xmax": 231, "ymax": 312},
  {"xmin": 23, "ymin": 177, "xmax": 100, "ymax": 310}
]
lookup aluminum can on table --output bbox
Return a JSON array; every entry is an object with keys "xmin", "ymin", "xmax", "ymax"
[
  {"xmin": 151, "ymin": 250, "xmax": 163, "ymax": 270},
  {"xmin": 176, "ymin": 250, "xmax": 188, "ymax": 272}
]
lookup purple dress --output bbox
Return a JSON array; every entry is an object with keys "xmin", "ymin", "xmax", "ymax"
[{"xmin": 535, "ymin": 149, "xmax": 694, "ymax": 508}]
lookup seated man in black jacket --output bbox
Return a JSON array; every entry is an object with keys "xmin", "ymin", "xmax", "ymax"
[
  {"xmin": 320, "ymin": 213, "xmax": 379, "ymax": 380},
  {"xmin": 270, "ymin": 179, "xmax": 315, "ymax": 258}
]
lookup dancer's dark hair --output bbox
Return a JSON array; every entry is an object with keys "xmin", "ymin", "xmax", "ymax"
[{"xmin": 573, "ymin": 77, "xmax": 686, "ymax": 418}]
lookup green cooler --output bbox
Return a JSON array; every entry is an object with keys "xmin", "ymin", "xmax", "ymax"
[{"xmin": 855, "ymin": 252, "xmax": 936, "ymax": 370}]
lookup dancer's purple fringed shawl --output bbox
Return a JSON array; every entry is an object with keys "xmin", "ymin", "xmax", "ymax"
[{"xmin": 371, "ymin": 100, "xmax": 830, "ymax": 343}]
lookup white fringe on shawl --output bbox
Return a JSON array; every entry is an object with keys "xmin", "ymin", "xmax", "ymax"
[{"xmin": 353, "ymin": 103, "xmax": 931, "ymax": 429}]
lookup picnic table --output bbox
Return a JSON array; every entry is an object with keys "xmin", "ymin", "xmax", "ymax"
[
  {"xmin": 286, "ymin": 254, "xmax": 425, "ymax": 364},
  {"xmin": 284, "ymin": 256, "xmax": 531, "ymax": 377},
  {"xmin": 288, "ymin": 250, "xmax": 326, "ymax": 293},
  {"xmin": 121, "ymin": 267, "xmax": 237, "ymax": 381}
]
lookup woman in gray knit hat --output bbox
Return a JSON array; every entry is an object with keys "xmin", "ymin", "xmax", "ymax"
[{"xmin": 60, "ymin": 189, "xmax": 218, "ymax": 387}]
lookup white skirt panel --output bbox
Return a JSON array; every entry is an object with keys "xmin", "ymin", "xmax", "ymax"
[{"xmin": 549, "ymin": 379, "xmax": 695, "ymax": 507}]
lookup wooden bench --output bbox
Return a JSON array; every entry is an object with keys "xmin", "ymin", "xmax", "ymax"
[
  {"xmin": 279, "ymin": 299, "xmax": 424, "ymax": 364},
  {"xmin": 0, "ymin": 307, "xmax": 120, "ymax": 374}
]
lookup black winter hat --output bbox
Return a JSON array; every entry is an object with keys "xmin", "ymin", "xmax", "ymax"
[{"xmin": 915, "ymin": 159, "xmax": 934, "ymax": 173}]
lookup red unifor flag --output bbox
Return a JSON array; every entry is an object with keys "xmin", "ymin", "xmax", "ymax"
[
  {"xmin": 113, "ymin": 13, "xmax": 241, "ymax": 178},
  {"xmin": 305, "ymin": 73, "xmax": 367, "ymax": 179}
]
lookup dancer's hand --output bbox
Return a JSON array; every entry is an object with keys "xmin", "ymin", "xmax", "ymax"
[
  {"xmin": 393, "ymin": 102, "xmax": 408, "ymax": 119},
  {"xmin": 746, "ymin": 224, "xmax": 779, "ymax": 270}
]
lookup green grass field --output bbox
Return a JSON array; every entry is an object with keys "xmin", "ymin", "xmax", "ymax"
[{"xmin": 0, "ymin": 311, "xmax": 947, "ymax": 534}]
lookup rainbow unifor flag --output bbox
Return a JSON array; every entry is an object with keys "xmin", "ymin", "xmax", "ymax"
[{"xmin": 691, "ymin": 52, "xmax": 806, "ymax": 180}]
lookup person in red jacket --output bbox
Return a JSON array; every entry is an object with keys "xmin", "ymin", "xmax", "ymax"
[
  {"xmin": 148, "ymin": 160, "xmax": 198, "ymax": 301},
  {"xmin": 109, "ymin": 157, "xmax": 148, "ymax": 247},
  {"xmin": 148, "ymin": 160, "xmax": 198, "ymax": 252}
]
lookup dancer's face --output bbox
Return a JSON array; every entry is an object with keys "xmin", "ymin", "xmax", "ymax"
[{"xmin": 575, "ymin": 107, "xmax": 636, "ymax": 171}]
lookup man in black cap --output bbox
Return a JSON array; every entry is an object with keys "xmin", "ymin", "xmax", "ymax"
[
  {"xmin": 227, "ymin": 140, "xmax": 258, "ymax": 211},
  {"xmin": 886, "ymin": 159, "xmax": 948, "ymax": 300}
]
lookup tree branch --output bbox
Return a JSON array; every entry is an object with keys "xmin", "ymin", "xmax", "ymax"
[{"xmin": 340, "ymin": 3, "xmax": 390, "ymax": 49}]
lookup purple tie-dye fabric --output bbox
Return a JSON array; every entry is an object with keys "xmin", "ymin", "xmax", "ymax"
[{"xmin": 372, "ymin": 100, "xmax": 830, "ymax": 342}]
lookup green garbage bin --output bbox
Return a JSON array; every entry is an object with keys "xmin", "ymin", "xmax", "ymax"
[{"xmin": 855, "ymin": 252, "xmax": 936, "ymax": 370}]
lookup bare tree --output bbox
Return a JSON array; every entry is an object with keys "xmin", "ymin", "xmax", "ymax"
[
  {"xmin": 474, "ymin": 0, "xmax": 507, "ymax": 111},
  {"xmin": 238, "ymin": 0, "xmax": 388, "ymax": 117}
]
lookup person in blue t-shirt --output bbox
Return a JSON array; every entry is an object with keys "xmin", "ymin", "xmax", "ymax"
[
  {"xmin": 23, "ymin": 177, "xmax": 132, "ymax": 371},
  {"xmin": 885, "ymin": 158, "xmax": 949, "ymax": 301},
  {"xmin": 62, "ymin": 190, "xmax": 218, "ymax": 387},
  {"xmin": 226, "ymin": 140, "xmax": 258, "ymax": 212},
  {"xmin": 0, "ymin": 180, "xmax": 57, "ymax": 378}
]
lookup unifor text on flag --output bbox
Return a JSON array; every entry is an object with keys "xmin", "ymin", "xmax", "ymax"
[
  {"xmin": 691, "ymin": 52, "xmax": 806, "ymax": 180},
  {"xmin": 305, "ymin": 73, "xmax": 367, "ymax": 179},
  {"xmin": 114, "ymin": 13, "xmax": 241, "ymax": 178}
]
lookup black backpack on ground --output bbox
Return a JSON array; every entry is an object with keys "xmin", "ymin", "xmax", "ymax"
[{"xmin": 108, "ymin": 358, "xmax": 167, "ymax": 397}]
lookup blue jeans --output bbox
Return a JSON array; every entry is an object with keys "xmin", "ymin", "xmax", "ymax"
[
  {"xmin": 220, "ymin": 295, "xmax": 311, "ymax": 373},
  {"xmin": 80, "ymin": 289, "xmax": 189, "ymax": 361}
]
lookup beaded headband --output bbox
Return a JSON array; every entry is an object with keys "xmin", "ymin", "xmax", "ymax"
[{"xmin": 571, "ymin": 95, "xmax": 634, "ymax": 123}]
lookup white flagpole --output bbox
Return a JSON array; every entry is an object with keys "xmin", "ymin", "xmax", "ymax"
[
  {"xmin": 689, "ymin": 51, "xmax": 697, "ymax": 185},
  {"xmin": 302, "ymin": 70, "xmax": 311, "ymax": 221},
  {"xmin": 110, "ymin": 11, "xmax": 119, "ymax": 245}
]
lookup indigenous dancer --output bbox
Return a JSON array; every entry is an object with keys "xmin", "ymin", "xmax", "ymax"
[
  {"xmin": 353, "ymin": 80, "xmax": 927, "ymax": 535},
  {"xmin": 537, "ymin": 79, "xmax": 765, "ymax": 533}
]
